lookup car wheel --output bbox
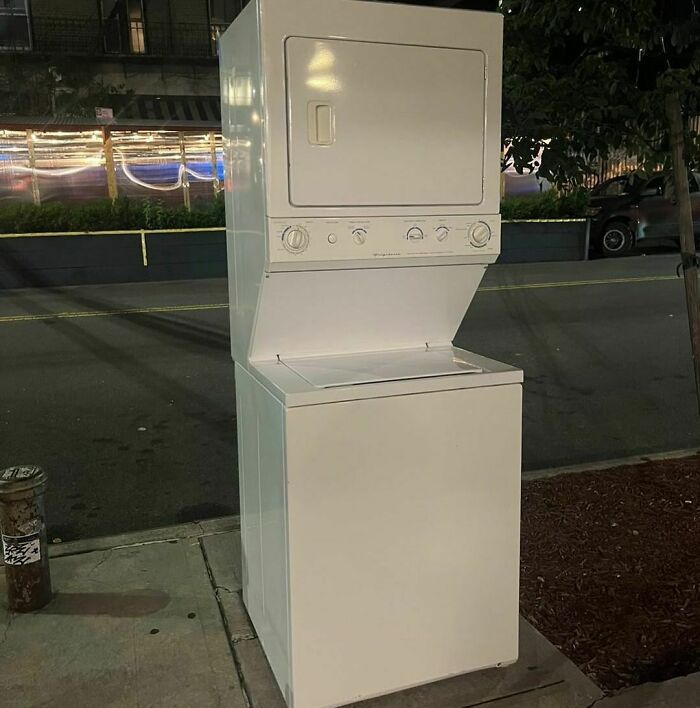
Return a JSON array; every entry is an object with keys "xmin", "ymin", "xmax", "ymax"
[{"xmin": 600, "ymin": 221, "xmax": 633, "ymax": 257}]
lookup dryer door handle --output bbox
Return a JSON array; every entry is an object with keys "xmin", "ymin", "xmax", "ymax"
[{"xmin": 307, "ymin": 102, "xmax": 335, "ymax": 146}]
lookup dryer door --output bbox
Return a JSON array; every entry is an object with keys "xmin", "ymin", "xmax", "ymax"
[{"xmin": 285, "ymin": 37, "xmax": 486, "ymax": 208}]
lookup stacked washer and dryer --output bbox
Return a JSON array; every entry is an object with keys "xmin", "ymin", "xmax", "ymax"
[{"xmin": 219, "ymin": 1, "xmax": 522, "ymax": 706}]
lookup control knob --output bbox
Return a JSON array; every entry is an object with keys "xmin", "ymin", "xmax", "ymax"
[
  {"xmin": 468, "ymin": 221, "xmax": 492, "ymax": 248},
  {"xmin": 282, "ymin": 226, "xmax": 309, "ymax": 254},
  {"xmin": 435, "ymin": 226, "xmax": 450, "ymax": 242},
  {"xmin": 407, "ymin": 227, "xmax": 424, "ymax": 240},
  {"xmin": 352, "ymin": 228, "xmax": 367, "ymax": 245}
]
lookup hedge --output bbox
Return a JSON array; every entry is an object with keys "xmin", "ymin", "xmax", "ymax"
[
  {"xmin": 0, "ymin": 197, "xmax": 226, "ymax": 234},
  {"xmin": 501, "ymin": 190, "xmax": 590, "ymax": 220},
  {"xmin": 0, "ymin": 191, "xmax": 588, "ymax": 234}
]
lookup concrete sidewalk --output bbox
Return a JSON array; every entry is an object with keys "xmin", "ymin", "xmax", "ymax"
[{"xmin": 0, "ymin": 519, "xmax": 695, "ymax": 708}]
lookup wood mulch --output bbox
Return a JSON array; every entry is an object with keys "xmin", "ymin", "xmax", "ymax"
[{"xmin": 520, "ymin": 455, "xmax": 700, "ymax": 692}]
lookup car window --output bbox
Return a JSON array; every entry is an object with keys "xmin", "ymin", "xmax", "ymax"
[
  {"xmin": 595, "ymin": 177, "xmax": 629, "ymax": 197},
  {"xmin": 645, "ymin": 176, "xmax": 665, "ymax": 195}
]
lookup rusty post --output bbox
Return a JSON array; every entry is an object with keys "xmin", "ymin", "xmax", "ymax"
[{"xmin": 0, "ymin": 466, "xmax": 52, "ymax": 612}]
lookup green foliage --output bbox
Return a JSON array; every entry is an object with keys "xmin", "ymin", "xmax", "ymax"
[
  {"xmin": 0, "ymin": 197, "xmax": 225, "ymax": 234},
  {"xmin": 502, "ymin": 0, "xmax": 700, "ymax": 187},
  {"xmin": 501, "ymin": 189, "xmax": 590, "ymax": 220}
]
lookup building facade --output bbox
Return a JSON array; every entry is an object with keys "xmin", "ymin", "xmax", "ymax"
[{"xmin": 0, "ymin": 0, "xmax": 247, "ymax": 124}]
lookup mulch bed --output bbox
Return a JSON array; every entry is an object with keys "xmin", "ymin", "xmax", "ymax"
[{"xmin": 520, "ymin": 455, "xmax": 700, "ymax": 692}]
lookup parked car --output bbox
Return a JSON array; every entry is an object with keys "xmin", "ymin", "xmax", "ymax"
[{"xmin": 588, "ymin": 172, "xmax": 700, "ymax": 257}]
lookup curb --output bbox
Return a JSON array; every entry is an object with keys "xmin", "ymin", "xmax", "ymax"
[
  {"xmin": 523, "ymin": 447, "xmax": 700, "ymax": 481},
  {"xmin": 46, "ymin": 515, "xmax": 239, "ymax": 559}
]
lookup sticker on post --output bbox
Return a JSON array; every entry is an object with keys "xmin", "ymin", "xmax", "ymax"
[{"xmin": 2, "ymin": 532, "xmax": 41, "ymax": 566}]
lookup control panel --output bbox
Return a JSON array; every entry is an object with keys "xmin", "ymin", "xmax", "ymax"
[{"xmin": 270, "ymin": 216, "xmax": 501, "ymax": 265}]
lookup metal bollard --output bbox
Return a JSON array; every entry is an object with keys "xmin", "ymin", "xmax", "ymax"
[{"xmin": 0, "ymin": 466, "xmax": 52, "ymax": 612}]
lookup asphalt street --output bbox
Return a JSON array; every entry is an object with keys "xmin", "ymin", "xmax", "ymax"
[{"xmin": 1, "ymin": 252, "xmax": 698, "ymax": 540}]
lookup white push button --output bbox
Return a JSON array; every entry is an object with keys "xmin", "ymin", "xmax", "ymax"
[{"xmin": 328, "ymin": 233, "xmax": 337, "ymax": 244}]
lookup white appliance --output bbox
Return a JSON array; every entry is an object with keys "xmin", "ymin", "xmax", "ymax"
[{"xmin": 220, "ymin": 1, "xmax": 522, "ymax": 706}]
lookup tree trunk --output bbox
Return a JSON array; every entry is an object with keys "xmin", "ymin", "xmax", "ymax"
[{"xmin": 665, "ymin": 91, "xmax": 700, "ymax": 415}]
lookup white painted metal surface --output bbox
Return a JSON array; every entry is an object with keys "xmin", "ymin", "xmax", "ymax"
[
  {"xmin": 236, "ymin": 361, "xmax": 522, "ymax": 708},
  {"xmin": 259, "ymin": 0, "xmax": 503, "ymax": 222},
  {"xmin": 286, "ymin": 381, "xmax": 522, "ymax": 708},
  {"xmin": 285, "ymin": 38, "xmax": 486, "ymax": 207},
  {"xmin": 219, "ymin": 1, "xmax": 266, "ymax": 363},
  {"xmin": 266, "ymin": 215, "xmax": 501, "ymax": 267},
  {"xmin": 252, "ymin": 346, "xmax": 523, "ymax": 408},
  {"xmin": 281, "ymin": 346, "xmax": 482, "ymax": 388},
  {"xmin": 220, "ymin": 1, "xmax": 521, "ymax": 705},
  {"xmin": 249, "ymin": 264, "xmax": 487, "ymax": 361}
]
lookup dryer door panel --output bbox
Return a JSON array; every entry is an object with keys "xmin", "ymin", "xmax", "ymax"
[{"xmin": 285, "ymin": 37, "xmax": 486, "ymax": 208}]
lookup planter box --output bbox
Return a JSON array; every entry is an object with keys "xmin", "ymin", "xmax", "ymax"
[
  {"xmin": 0, "ymin": 229, "xmax": 227, "ymax": 289},
  {"xmin": 499, "ymin": 220, "xmax": 590, "ymax": 264}
]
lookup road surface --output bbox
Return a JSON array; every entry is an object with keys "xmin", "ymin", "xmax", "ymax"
[{"xmin": 0, "ymin": 253, "xmax": 697, "ymax": 540}]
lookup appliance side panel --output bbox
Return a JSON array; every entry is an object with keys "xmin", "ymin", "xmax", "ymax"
[
  {"xmin": 220, "ymin": 1, "xmax": 268, "ymax": 364},
  {"xmin": 235, "ymin": 364, "xmax": 292, "ymax": 702},
  {"xmin": 256, "ymin": 376, "xmax": 292, "ymax": 702},
  {"xmin": 285, "ymin": 384, "xmax": 522, "ymax": 708},
  {"xmin": 484, "ymin": 11, "xmax": 503, "ymax": 223},
  {"xmin": 249, "ymin": 264, "xmax": 486, "ymax": 360},
  {"xmin": 234, "ymin": 364, "xmax": 261, "ymax": 618}
]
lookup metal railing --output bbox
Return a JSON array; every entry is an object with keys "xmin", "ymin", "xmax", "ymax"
[{"xmin": 23, "ymin": 16, "xmax": 227, "ymax": 58}]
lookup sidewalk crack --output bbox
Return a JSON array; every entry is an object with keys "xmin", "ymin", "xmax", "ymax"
[
  {"xmin": 0, "ymin": 613, "xmax": 14, "ymax": 646},
  {"xmin": 216, "ymin": 584, "xmax": 237, "ymax": 595},
  {"xmin": 87, "ymin": 548, "xmax": 113, "ymax": 577},
  {"xmin": 232, "ymin": 633, "xmax": 257, "ymax": 644}
]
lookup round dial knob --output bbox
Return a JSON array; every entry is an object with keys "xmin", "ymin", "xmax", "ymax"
[
  {"xmin": 468, "ymin": 221, "xmax": 492, "ymax": 248},
  {"xmin": 407, "ymin": 226, "xmax": 424, "ymax": 240},
  {"xmin": 435, "ymin": 226, "xmax": 450, "ymax": 242},
  {"xmin": 282, "ymin": 226, "xmax": 309, "ymax": 254},
  {"xmin": 352, "ymin": 228, "xmax": 367, "ymax": 245}
]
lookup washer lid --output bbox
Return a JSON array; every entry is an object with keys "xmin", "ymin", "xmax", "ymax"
[{"xmin": 280, "ymin": 346, "xmax": 482, "ymax": 389}]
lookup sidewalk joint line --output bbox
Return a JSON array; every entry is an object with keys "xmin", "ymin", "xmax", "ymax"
[
  {"xmin": 460, "ymin": 680, "xmax": 566, "ymax": 707},
  {"xmin": 199, "ymin": 537, "xmax": 253, "ymax": 708}
]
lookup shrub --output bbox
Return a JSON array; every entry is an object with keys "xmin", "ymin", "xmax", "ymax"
[
  {"xmin": 0, "ymin": 196, "xmax": 226, "ymax": 234},
  {"xmin": 501, "ymin": 189, "xmax": 590, "ymax": 220}
]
